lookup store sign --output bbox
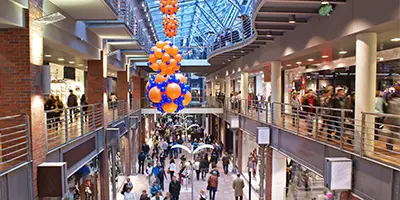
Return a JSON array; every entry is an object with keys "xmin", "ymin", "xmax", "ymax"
[{"xmin": 256, "ymin": 127, "xmax": 270, "ymax": 145}]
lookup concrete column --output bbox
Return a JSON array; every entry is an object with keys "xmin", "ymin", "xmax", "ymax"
[
  {"xmin": 355, "ymin": 32, "xmax": 377, "ymax": 154},
  {"xmin": 271, "ymin": 150, "xmax": 286, "ymax": 200},
  {"xmin": 220, "ymin": 120, "xmax": 226, "ymax": 147},
  {"xmin": 240, "ymin": 72, "xmax": 249, "ymax": 113},
  {"xmin": 226, "ymin": 76, "xmax": 231, "ymax": 97},
  {"xmin": 284, "ymin": 71, "xmax": 294, "ymax": 114},
  {"xmin": 211, "ymin": 79, "xmax": 216, "ymax": 96},
  {"xmin": 42, "ymin": 62, "xmax": 51, "ymax": 96},
  {"xmin": 264, "ymin": 147, "xmax": 273, "ymax": 200},
  {"xmin": 271, "ymin": 61, "xmax": 282, "ymax": 123}
]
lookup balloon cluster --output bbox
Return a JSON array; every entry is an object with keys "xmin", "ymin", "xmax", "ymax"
[
  {"xmin": 163, "ymin": 15, "xmax": 179, "ymax": 38},
  {"xmin": 160, "ymin": 0, "xmax": 179, "ymax": 38},
  {"xmin": 146, "ymin": 41, "xmax": 191, "ymax": 113}
]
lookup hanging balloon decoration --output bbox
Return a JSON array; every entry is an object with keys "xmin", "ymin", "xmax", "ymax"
[
  {"xmin": 160, "ymin": 0, "xmax": 179, "ymax": 38},
  {"xmin": 145, "ymin": 41, "xmax": 191, "ymax": 113}
]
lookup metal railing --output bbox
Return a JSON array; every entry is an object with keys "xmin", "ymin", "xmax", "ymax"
[
  {"xmin": 222, "ymin": 97, "xmax": 400, "ymax": 169},
  {"xmin": 45, "ymin": 103, "xmax": 104, "ymax": 152},
  {"xmin": 108, "ymin": 100, "xmax": 129, "ymax": 123},
  {"xmin": 0, "ymin": 114, "xmax": 31, "ymax": 175},
  {"xmin": 206, "ymin": 0, "xmax": 255, "ymax": 56},
  {"xmin": 141, "ymin": 96, "xmax": 220, "ymax": 109}
]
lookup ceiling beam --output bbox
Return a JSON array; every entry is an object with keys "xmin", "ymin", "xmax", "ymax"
[
  {"xmin": 258, "ymin": 8, "xmax": 319, "ymax": 15},
  {"xmin": 255, "ymin": 17, "xmax": 307, "ymax": 24}
]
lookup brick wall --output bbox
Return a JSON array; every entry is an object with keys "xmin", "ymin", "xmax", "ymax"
[
  {"xmin": 237, "ymin": 129, "xmax": 243, "ymax": 173},
  {"xmin": 130, "ymin": 75, "xmax": 143, "ymax": 110},
  {"xmin": 117, "ymin": 71, "xmax": 128, "ymax": 101}
]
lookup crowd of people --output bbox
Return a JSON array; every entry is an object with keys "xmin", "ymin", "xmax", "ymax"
[{"xmin": 120, "ymin": 115, "xmax": 246, "ymax": 200}]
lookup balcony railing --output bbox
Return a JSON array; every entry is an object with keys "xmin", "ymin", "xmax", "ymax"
[
  {"xmin": 141, "ymin": 96, "xmax": 220, "ymax": 109},
  {"xmin": 222, "ymin": 97, "xmax": 400, "ymax": 169},
  {"xmin": 107, "ymin": 100, "xmax": 129, "ymax": 123},
  {"xmin": 0, "ymin": 114, "xmax": 31, "ymax": 175},
  {"xmin": 45, "ymin": 103, "xmax": 104, "ymax": 152}
]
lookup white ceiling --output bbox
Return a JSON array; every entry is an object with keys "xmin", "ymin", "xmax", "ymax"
[{"xmin": 48, "ymin": 0, "xmax": 117, "ymax": 20}]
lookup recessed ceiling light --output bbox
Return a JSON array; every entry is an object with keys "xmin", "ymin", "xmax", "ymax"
[
  {"xmin": 391, "ymin": 38, "xmax": 400, "ymax": 42},
  {"xmin": 321, "ymin": 0, "xmax": 330, "ymax": 5},
  {"xmin": 78, "ymin": 64, "xmax": 84, "ymax": 66},
  {"xmin": 44, "ymin": 54, "xmax": 52, "ymax": 58},
  {"xmin": 58, "ymin": 58, "xmax": 65, "ymax": 61},
  {"xmin": 222, "ymin": 62, "xmax": 225, "ymax": 64},
  {"xmin": 296, "ymin": 61, "xmax": 302, "ymax": 65},
  {"xmin": 339, "ymin": 51, "xmax": 347, "ymax": 54},
  {"xmin": 228, "ymin": 59, "xmax": 231, "ymax": 62},
  {"xmin": 68, "ymin": 61, "xmax": 75, "ymax": 64},
  {"xmin": 321, "ymin": 55, "xmax": 329, "ymax": 58},
  {"xmin": 259, "ymin": 71, "xmax": 263, "ymax": 73},
  {"xmin": 307, "ymin": 59, "xmax": 314, "ymax": 62},
  {"xmin": 378, "ymin": 57, "xmax": 384, "ymax": 61},
  {"xmin": 233, "ymin": 56, "xmax": 237, "ymax": 58},
  {"xmin": 266, "ymin": 31, "xmax": 272, "ymax": 37},
  {"xmin": 240, "ymin": 50, "xmax": 245, "ymax": 53},
  {"xmin": 287, "ymin": 64, "xmax": 292, "ymax": 67}
]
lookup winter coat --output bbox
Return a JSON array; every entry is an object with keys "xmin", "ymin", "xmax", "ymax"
[
  {"xmin": 232, "ymin": 177, "xmax": 245, "ymax": 197},
  {"xmin": 169, "ymin": 180, "xmax": 181, "ymax": 196},
  {"xmin": 207, "ymin": 174, "xmax": 218, "ymax": 188}
]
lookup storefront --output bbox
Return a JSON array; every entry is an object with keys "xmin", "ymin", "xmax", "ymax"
[
  {"xmin": 50, "ymin": 63, "xmax": 86, "ymax": 105},
  {"xmin": 241, "ymin": 130, "xmax": 262, "ymax": 191},
  {"xmin": 66, "ymin": 156, "xmax": 101, "ymax": 200}
]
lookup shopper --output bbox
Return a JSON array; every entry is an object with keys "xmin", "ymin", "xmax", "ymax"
[
  {"xmin": 139, "ymin": 190, "xmax": 150, "ymax": 200},
  {"xmin": 291, "ymin": 92, "xmax": 300, "ymax": 125},
  {"xmin": 375, "ymin": 90, "xmax": 388, "ymax": 140},
  {"xmin": 138, "ymin": 151, "xmax": 146, "ymax": 174},
  {"xmin": 164, "ymin": 192, "xmax": 172, "ymax": 200},
  {"xmin": 200, "ymin": 153, "xmax": 209, "ymax": 180},
  {"xmin": 150, "ymin": 182, "xmax": 161, "ymax": 197},
  {"xmin": 142, "ymin": 143, "xmax": 150, "ymax": 158},
  {"xmin": 158, "ymin": 163, "xmax": 168, "ymax": 191},
  {"xmin": 386, "ymin": 84, "xmax": 400, "ymax": 150},
  {"xmin": 221, "ymin": 152, "xmax": 230, "ymax": 175},
  {"xmin": 124, "ymin": 187, "xmax": 137, "ymax": 200},
  {"xmin": 302, "ymin": 89, "xmax": 319, "ymax": 136},
  {"xmin": 45, "ymin": 95, "xmax": 55, "ymax": 128},
  {"xmin": 330, "ymin": 89, "xmax": 347, "ymax": 140},
  {"xmin": 121, "ymin": 178, "xmax": 133, "ymax": 195},
  {"xmin": 80, "ymin": 94, "xmax": 88, "ymax": 121},
  {"xmin": 207, "ymin": 169, "xmax": 219, "ymax": 200},
  {"xmin": 169, "ymin": 176, "xmax": 181, "ymax": 200},
  {"xmin": 67, "ymin": 90, "xmax": 78, "ymax": 123},
  {"xmin": 110, "ymin": 92, "xmax": 118, "ymax": 102},
  {"xmin": 232, "ymin": 174, "xmax": 245, "ymax": 200},
  {"xmin": 151, "ymin": 192, "xmax": 163, "ymax": 200},
  {"xmin": 145, "ymin": 163, "xmax": 154, "ymax": 186},
  {"xmin": 53, "ymin": 96, "xmax": 64, "ymax": 130},
  {"xmin": 199, "ymin": 189, "xmax": 208, "ymax": 200},
  {"xmin": 168, "ymin": 159, "xmax": 176, "ymax": 180},
  {"xmin": 79, "ymin": 178, "xmax": 93, "ymax": 200}
]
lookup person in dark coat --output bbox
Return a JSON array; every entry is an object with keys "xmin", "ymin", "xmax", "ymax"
[
  {"xmin": 67, "ymin": 90, "xmax": 78, "ymax": 123},
  {"xmin": 138, "ymin": 151, "xmax": 146, "ymax": 174},
  {"xmin": 169, "ymin": 176, "xmax": 181, "ymax": 200}
]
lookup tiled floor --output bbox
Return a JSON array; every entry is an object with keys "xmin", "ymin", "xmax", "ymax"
[{"xmin": 117, "ymin": 144, "xmax": 259, "ymax": 200}]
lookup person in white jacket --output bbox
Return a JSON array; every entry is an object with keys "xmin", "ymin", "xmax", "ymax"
[{"xmin": 124, "ymin": 188, "xmax": 137, "ymax": 200}]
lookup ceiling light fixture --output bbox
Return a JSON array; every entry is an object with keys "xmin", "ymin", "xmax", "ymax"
[
  {"xmin": 307, "ymin": 59, "xmax": 314, "ymax": 62},
  {"xmin": 266, "ymin": 31, "xmax": 272, "ymax": 37},
  {"xmin": 321, "ymin": 55, "xmax": 329, "ymax": 58},
  {"xmin": 68, "ymin": 61, "xmax": 75, "ymax": 64},
  {"xmin": 233, "ymin": 56, "xmax": 237, "ymax": 58},
  {"xmin": 296, "ymin": 61, "xmax": 302, "ymax": 65},
  {"xmin": 378, "ymin": 57, "xmax": 384, "ymax": 61},
  {"xmin": 321, "ymin": 0, "xmax": 330, "ymax": 5},
  {"xmin": 228, "ymin": 59, "xmax": 231, "ymax": 62},
  {"xmin": 391, "ymin": 38, "xmax": 400, "ymax": 42},
  {"xmin": 240, "ymin": 50, "xmax": 245, "ymax": 53},
  {"xmin": 289, "ymin": 15, "xmax": 296, "ymax": 24},
  {"xmin": 339, "ymin": 51, "xmax": 347, "ymax": 55},
  {"xmin": 44, "ymin": 54, "xmax": 52, "ymax": 58},
  {"xmin": 34, "ymin": 12, "xmax": 66, "ymax": 25},
  {"xmin": 78, "ymin": 64, "xmax": 84, "ymax": 66},
  {"xmin": 58, "ymin": 58, "xmax": 65, "ymax": 61},
  {"xmin": 287, "ymin": 64, "xmax": 292, "ymax": 67}
]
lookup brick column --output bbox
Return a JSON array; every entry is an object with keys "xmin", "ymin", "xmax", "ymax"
[
  {"xmin": 0, "ymin": 1, "xmax": 46, "ymax": 198},
  {"xmin": 87, "ymin": 51, "xmax": 110, "ymax": 200},
  {"xmin": 237, "ymin": 129, "xmax": 243, "ymax": 173},
  {"xmin": 117, "ymin": 71, "xmax": 129, "ymax": 101},
  {"xmin": 265, "ymin": 147, "xmax": 273, "ymax": 200},
  {"xmin": 131, "ymin": 75, "xmax": 142, "ymax": 110}
]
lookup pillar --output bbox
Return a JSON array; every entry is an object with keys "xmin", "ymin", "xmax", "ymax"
[
  {"xmin": 271, "ymin": 150, "xmax": 286, "ymax": 200},
  {"xmin": 226, "ymin": 76, "xmax": 231, "ymax": 97},
  {"xmin": 131, "ymin": 75, "xmax": 142, "ymax": 110},
  {"xmin": 220, "ymin": 120, "xmax": 226, "ymax": 148},
  {"xmin": 0, "ymin": 3, "xmax": 46, "ymax": 199},
  {"xmin": 87, "ymin": 49, "xmax": 109, "ymax": 200},
  {"xmin": 264, "ymin": 147, "xmax": 273, "ymax": 200},
  {"xmin": 237, "ymin": 129, "xmax": 243, "ymax": 173},
  {"xmin": 211, "ymin": 79, "xmax": 216, "ymax": 96},
  {"xmin": 271, "ymin": 61, "xmax": 282, "ymax": 123},
  {"xmin": 240, "ymin": 72, "xmax": 249, "ymax": 112},
  {"xmin": 355, "ymin": 32, "xmax": 377, "ymax": 154},
  {"xmin": 42, "ymin": 62, "xmax": 51, "ymax": 96}
]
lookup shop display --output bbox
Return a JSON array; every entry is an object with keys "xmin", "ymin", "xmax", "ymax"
[{"xmin": 50, "ymin": 63, "xmax": 85, "ymax": 105}]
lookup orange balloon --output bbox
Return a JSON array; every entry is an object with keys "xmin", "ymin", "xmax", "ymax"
[
  {"xmin": 175, "ymin": 73, "xmax": 187, "ymax": 84},
  {"xmin": 158, "ymin": 63, "xmax": 167, "ymax": 73},
  {"xmin": 163, "ymin": 45, "xmax": 173, "ymax": 55},
  {"xmin": 156, "ymin": 41, "xmax": 165, "ymax": 49},
  {"xmin": 150, "ymin": 63, "xmax": 160, "ymax": 71},
  {"xmin": 166, "ymin": 83, "xmax": 181, "ymax": 100},
  {"xmin": 149, "ymin": 87, "xmax": 162, "ymax": 103},
  {"xmin": 154, "ymin": 48, "xmax": 163, "ymax": 59},
  {"xmin": 174, "ymin": 54, "xmax": 182, "ymax": 62},
  {"xmin": 173, "ymin": 64, "xmax": 180, "ymax": 72},
  {"xmin": 162, "ymin": 53, "xmax": 171, "ymax": 63},
  {"xmin": 151, "ymin": 46, "xmax": 158, "ymax": 52},
  {"xmin": 148, "ymin": 54, "xmax": 157, "ymax": 63},
  {"xmin": 171, "ymin": 45, "xmax": 179, "ymax": 56},
  {"xmin": 155, "ymin": 73, "xmax": 168, "ymax": 83},
  {"xmin": 169, "ymin": 59, "xmax": 178, "ymax": 68},
  {"xmin": 162, "ymin": 102, "xmax": 178, "ymax": 113},
  {"xmin": 182, "ymin": 92, "xmax": 192, "ymax": 106}
]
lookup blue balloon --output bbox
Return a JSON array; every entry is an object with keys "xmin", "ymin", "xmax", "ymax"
[
  {"xmin": 166, "ymin": 61, "xmax": 170, "ymax": 65},
  {"xmin": 179, "ymin": 83, "xmax": 185, "ymax": 88},
  {"xmin": 150, "ymin": 50, "xmax": 154, "ymax": 54},
  {"xmin": 174, "ymin": 78, "xmax": 180, "ymax": 83},
  {"xmin": 175, "ymin": 70, "xmax": 179, "ymax": 73},
  {"xmin": 178, "ymin": 51, "xmax": 182, "ymax": 54},
  {"xmin": 149, "ymin": 80, "xmax": 155, "ymax": 87},
  {"xmin": 177, "ymin": 63, "xmax": 181, "ymax": 66},
  {"xmin": 167, "ymin": 98, "xmax": 172, "ymax": 103},
  {"xmin": 160, "ymin": 87, "xmax": 166, "ymax": 92},
  {"xmin": 157, "ymin": 70, "xmax": 161, "ymax": 73},
  {"xmin": 182, "ymin": 88, "xmax": 187, "ymax": 94},
  {"xmin": 162, "ymin": 81, "xmax": 168, "ymax": 87},
  {"xmin": 174, "ymin": 99, "xmax": 179, "ymax": 104},
  {"xmin": 185, "ymin": 85, "xmax": 191, "ymax": 90},
  {"xmin": 169, "ymin": 43, "xmax": 173, "ymax": 47},
  {"xmin": 162, "ymin": 94, "xmax": 167, "ymax": 99},
  {"xmin": 147, "ymin": 62, "xmax": 151, "ymax": 66},
  {"xmin": 162, "ymin": 49, "xmax": 165, "ymax": 53},
  {"xmin": 157, "ymin": 83, "xmax": 163, "ymax": 88},
  {"xmin": 179, "ymin": 96, "xmax": 184, "ymax": 101}
]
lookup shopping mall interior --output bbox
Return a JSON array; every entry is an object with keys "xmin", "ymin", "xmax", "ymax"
[{"xmin": 0, "ymin": 0, "xmax": 399, "ymax": 199}]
